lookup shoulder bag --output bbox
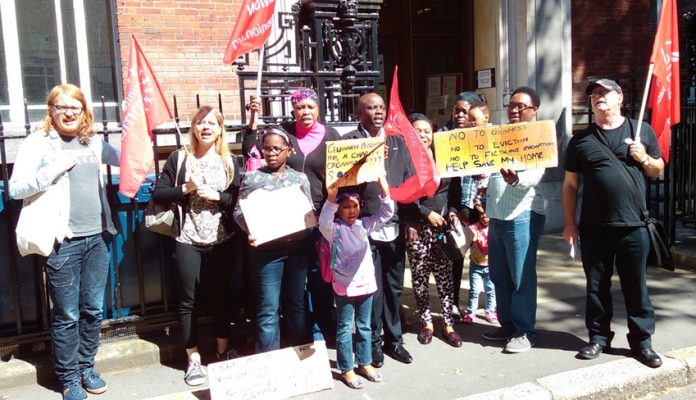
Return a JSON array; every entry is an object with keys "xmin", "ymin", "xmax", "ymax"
[
  {"xmin": 145, "ymin": 149, "xmax": 185, "ymax": 237},
  {"xmin": 16, "ymin": 183, "xmax": 61, "ymax": 256},
  {"xmin": 589, "ymin": 125, "xmax": 673, "ymax": 271}
]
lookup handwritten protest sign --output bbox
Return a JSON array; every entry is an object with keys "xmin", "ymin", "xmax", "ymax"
[
  {"xmin": 208, "ymin": 341, "xmax": 333, "ymax": 400},
  {"xmin": 433, "ymin": 120, "xmax": 558, "ymax": 177},
  {"xmin": 238, "ymin": 184, "xmax": 316, "ymax": 245},
  {"xmin": 326, "ymin": 137, "xmax": 385, "ymax": 187}
]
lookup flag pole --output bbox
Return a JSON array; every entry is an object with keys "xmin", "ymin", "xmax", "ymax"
[
  {"xmin": 633, "ymin": 63, "xmax": 654, "ymax": 143},
  {"xmin": 255, "ymin": 44, "xmax": 265, "ymax": 102}
]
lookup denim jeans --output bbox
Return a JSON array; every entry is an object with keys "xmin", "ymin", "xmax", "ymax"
[
  {"xmin": 467, "ymin": 263, "xmax": 496, "ymax": 313},
  {"xmin": 335, "ymin": 293, "xmax": 373, "ymax": 372},
  {"xmin": 250, "ymin": 239, "xmax": 311, "ymax": 353},
  {"xmin": 488, "ymin": 211, "xmax": 545, "ymax": 339},
  {"xmin": 44, "ymin": 233, "xmax": 110, "ymax": 386},
  {"xmin": 580, "ymin": 226, "xmax": 654, "ymax": 350}
]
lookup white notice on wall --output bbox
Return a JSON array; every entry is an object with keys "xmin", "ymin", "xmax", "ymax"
[{"xmin": 208, "ymin": 341, "xmax": 333, "ymax": 400}]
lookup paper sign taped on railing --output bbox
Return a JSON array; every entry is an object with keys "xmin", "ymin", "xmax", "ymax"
[
  {"xmin": 208, "ymin": 341, "xmax": 333, "ymax": 400},
  {"xmin": 433, "ymin": 120, "xmax": 558, "ymax": 177},
  {"xmin": 325, "ymin": 137, "xmax": 385, "ymax": 187}
]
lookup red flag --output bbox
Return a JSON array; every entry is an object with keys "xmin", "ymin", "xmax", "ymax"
[
  {"xmin": 223, "ymin": 0, "xmax": 276, "ymax": 64},
  {"xmin": 648, "ymin": 0, "xmax": 680, "ymax": 163},
  {"xmin": 119, "ymin": 36, "xmax": 172, "ymax": 198},
  {"xmin": 384, "ymin": 66, "xmax": 440, "ymax": 203}
]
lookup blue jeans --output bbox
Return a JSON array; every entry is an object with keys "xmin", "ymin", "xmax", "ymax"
[
  {"xmin": 250, "ymin": 240, "xmax": 311, "ymax": 353},
  {"xmin": 44, "ymin": 233, "xmax": 110, "ymax": 386},
  {"xmin": 467, "ymin": 263, "xmax": 496, "ymax": 313},
  {"xmin": 335, "ymin": 293, "xmax": 373, "ymax": 372},
  {"xmin": 489, "ymin": 211, "xmax": 545, "ymax": 339}
]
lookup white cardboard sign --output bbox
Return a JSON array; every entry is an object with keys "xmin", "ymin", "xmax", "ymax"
[{"xmin": 208, "ymin": 341, "xmax": 333, "ymax": 400}]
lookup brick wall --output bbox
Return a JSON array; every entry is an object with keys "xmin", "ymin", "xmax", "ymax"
[
  {"xmin": 571, "ymin": 0, "xmax": 654, "ymax": 107},
  {"xmin": 115, "ymin": 1, "xmax": 248, "ymax": 123}
]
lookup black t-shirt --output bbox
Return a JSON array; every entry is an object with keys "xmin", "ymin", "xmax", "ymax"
[{"xmin": 564, "ymin": 118, "xmax": 661, "ymax": 230}]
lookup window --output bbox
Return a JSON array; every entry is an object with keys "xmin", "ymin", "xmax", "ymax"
[{"xmin": 0, "ymin": 0, "xmax": 120, "ymax": 124}]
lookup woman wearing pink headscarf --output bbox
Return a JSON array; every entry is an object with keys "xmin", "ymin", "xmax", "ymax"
[{"xmin": 242, "ymin": 88, "xmax": 341, "ymax": 343}]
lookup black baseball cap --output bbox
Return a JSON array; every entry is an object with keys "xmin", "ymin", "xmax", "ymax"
[{"xmin": 585, "ymin": 79, "xmax": 623, "ymax": 95}]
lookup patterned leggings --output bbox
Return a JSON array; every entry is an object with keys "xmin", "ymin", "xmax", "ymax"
[{"xmin": 407, "ymin": 223, "xmax": 454, "ymax": 327}]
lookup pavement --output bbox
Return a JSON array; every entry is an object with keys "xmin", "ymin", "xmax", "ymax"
[{"xmin": 2, "ymin": 227, "xmax": 696, "ymax": 400}]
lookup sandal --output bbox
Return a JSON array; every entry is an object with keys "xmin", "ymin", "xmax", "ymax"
[
  {"xmin": 356, "ymin": 365, "xmax": 383, "ymax": 382},
  {"xmin": 341, "ymin": 371, "xmax": 364, "ymax": 389}
]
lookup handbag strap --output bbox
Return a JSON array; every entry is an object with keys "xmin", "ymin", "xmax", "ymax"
[
  {"xmin": 588, "ymin": 120, "xmax": 649, "ymax": 220},
  {"xmin": 174, "ymin": 149, "xmax": 187, "ymax": 230},
  {"xmin": 330, "ymin": 223, "xmax": 341, "ymax": 270}
]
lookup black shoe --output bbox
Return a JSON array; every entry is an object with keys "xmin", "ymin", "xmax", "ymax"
[
  {"xmin": 576, "ymin": 342, "xmax": 607, "ymax": 360},
  {"xmin": 633, "ymin": 348, "xmax": 663, "ymax": 368},
  {"xmin": 371, "ymin": 348, "xmax": 384, "ymax": 368},
  {"xmin": 385, "ymin": 345, "xmax": 413, "ymax": 364}
]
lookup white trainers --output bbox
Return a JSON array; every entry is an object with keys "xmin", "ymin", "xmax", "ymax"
[
  {"xmin": 504, "ymin": 333, "xmax": 535, "ymax": 353},
  {"xmin": 184, "ymin": 361, "xmax": 206, "ymax": 386}
]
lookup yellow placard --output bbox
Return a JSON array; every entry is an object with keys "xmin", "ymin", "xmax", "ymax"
[
  {"xmin": 325, "ymin": 137, "xmax": 385, "ymax": 187},
  {"xmin": 433, "ymin": 120, "xmax": 558, "ymax": 177}
]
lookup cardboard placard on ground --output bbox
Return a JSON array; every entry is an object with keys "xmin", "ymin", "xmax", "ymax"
[
  {"xmin": 238, "ymin": 184, "xmax": 316, "ymax": 245},
  {"xmin": 325, "ymin": 137, "xmax": 385, "ymax": 187},
  {"xmin": 433, "ymin": 120, "xmax": 558, "ymax": 177},
  {"xmin": 208, "ymin": 341, "xmax": 333, "ymax": 400}
]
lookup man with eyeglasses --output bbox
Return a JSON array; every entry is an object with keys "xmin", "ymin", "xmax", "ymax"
[
  {"xmin": 341, "ymin": 92, "xmax": 416, "ymax": 367},
  {"xmin": 481, "ymin": 86, "xmax": 546, "ymax": 354},
  {"xmin": 562, "ymin": 79, "xmax": 664, "ymax": 368},
  {"xmin": 9, "ymin": 84, "xmax": 120, "ymax": 400}
]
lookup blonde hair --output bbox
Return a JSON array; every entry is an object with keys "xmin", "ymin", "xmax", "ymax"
[
  {"xmin": 42, "ymin": 84, "xmax": 94, "ymax": 145},
  {"xmin": 187, "ymin": 106, "xmax": 235, "ymax": 186}
]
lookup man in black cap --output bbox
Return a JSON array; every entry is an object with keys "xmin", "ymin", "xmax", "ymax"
[{"xmin": 562, "ymin": 78, "xmax": 664, "ymax": 368}]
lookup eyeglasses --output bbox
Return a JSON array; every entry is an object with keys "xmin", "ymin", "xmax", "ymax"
[
  {"xmin": 453, "ymin": 107, "xmax": 470, "ymax": 115},
  {"xmin": 52, "ymin": 105, "xmax": 83, "ymax": 115},
  {"xmin": 261, "ymin": 146, "xmax": 289, "ymax": 155},
  {"xmin": 506, "ymin": 102, "xmax": 534, "ymax": 112}
]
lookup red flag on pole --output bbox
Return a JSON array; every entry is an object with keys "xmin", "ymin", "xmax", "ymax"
[
  {"xmin": 384, "ymin": 66, "xmax": 440, "ymax": 203},
  {"xmin": 648, "ymin": 0, "xmax": 680, "ymax": 163},
  {"xmin": 119, "ymin": 36, "xmax": 172, "ymax": 198},
  {"xmin": 223, "ymin": 0, "xmax": 276, "ymax": 64}
]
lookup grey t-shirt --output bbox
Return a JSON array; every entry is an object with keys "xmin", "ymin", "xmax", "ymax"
[{"xmin": 60, "ymin": 135, "xmax": 104, "ymax": 236}]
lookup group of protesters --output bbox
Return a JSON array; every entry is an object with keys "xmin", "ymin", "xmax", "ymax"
[{"xmin": 8, "ymin": 77, "xmax": 665, "ymax": 399}]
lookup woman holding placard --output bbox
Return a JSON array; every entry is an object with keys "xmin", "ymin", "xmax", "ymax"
[
  {"xmin": 404, "ymin": 113, "xmax": 463, "ymax": 348},
  {"xmin": 234, "ymin": 127, "xmax": 315, "ymax": 353},
  {"xmin": 152, "ymin": 105, "xmax": 240, "ymax": 386},
  {"xmin": 243, "ymin": 88, "xmax": 341, "ymax": 344}
]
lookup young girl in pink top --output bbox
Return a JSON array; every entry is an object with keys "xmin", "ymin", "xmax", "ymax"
[{"xmin": 319, "ymin": 176, "xmax": 393, "ymax": 389}]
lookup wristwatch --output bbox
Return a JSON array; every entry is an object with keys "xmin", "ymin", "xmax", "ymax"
[{"xmin": 642, "ymin": 156, "xmax": 650, "ymax": 166}]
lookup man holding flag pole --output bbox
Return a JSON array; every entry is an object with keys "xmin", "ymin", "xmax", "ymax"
[{"xmin": 562, "ymin": 0, "xmax": 678, "ymax": 368}]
